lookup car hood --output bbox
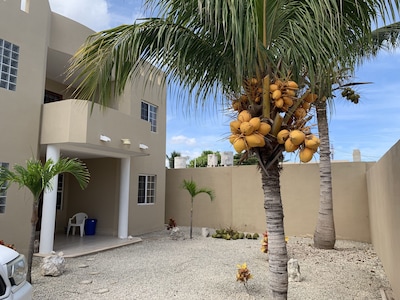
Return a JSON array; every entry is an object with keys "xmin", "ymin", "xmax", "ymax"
[{"xmin": 0, "ymin": 245, "xmax": 19, "ymax": 265}]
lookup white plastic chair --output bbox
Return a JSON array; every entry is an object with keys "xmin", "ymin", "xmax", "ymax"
[{"xmin": 67, "ymin": 213, "xmax": 88, "ymax": 237}]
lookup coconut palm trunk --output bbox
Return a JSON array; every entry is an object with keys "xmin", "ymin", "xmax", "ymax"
[
  {"xmin": 313, "ymin": 100, "xmax": 335, "ymax": 249},
  {"xmin": 261, "ymin": 161, "xmax": 288, "ymax": 299}
]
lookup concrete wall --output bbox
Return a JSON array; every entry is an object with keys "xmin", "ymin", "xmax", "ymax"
[
  {"xmin": 366, "ymin": 140, "xmax": 400, "ymax": 300},
  {"xmin": 166, "ymin": 161, "xmax": 373, "ymax": 241}
]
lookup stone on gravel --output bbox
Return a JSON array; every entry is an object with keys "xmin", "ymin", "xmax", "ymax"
[
  {"xmin": 288, "ymin": 258, "xmax": 301, "ymax": 282},
  {"xmin": 40, "ymin": 252, "xmax": 65, "ymax": 277}
]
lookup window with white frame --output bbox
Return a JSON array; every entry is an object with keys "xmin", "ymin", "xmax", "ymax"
[
  {"xmin": 138, "ymin": 175, "xmax": 156, "ymax": 204},
  {"xmin": 0, "ymin": 162, "xmax": 9, "ymax": 214},
  {"xmin": 141, "ymin": 101, "xmax": 157, "ymax": 132},
  {"xmin": 0, "ymin": 39, "xmax": 19, "ymax": 91}
]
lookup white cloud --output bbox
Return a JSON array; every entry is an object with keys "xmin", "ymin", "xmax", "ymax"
[
  {"xmin": 170, "ymin": 135, "xmax": 197, "ymax": 146},
  {"xmin": 48, "ymin": 0, "xmax": 111, "ymax": 31}
]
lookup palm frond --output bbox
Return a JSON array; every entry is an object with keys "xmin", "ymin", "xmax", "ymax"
[
  {"xmin": 0, "ymin": 158, "xmax": 90, "ymax": 203},
  {"xmin": 182, "ymin": 178, "xmax": 214, "ymax": 200}
]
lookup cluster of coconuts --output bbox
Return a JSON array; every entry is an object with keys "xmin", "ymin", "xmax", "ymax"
[
  {"xmin": 270, "ymin": 80, "xmax": 298, "ymax": 111},
  {"xmin": 270, "ymin": 81, "xmax": 319, "ymax": 123},
  {"xmin": 276, "ymin": 129, "xmax": 320, "ymax": 163},
  {"xmin": 229, "ymin": 110, "xmax": 272, "ymax": 153}
]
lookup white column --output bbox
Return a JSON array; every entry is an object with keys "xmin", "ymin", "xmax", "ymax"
[
  {"xmin": 39, "ymin": 145, "xmax": 60, "ymax": 254},
  {"xmin": 118, "ymin": 157, "xmax": 130, "ymax": 239}
]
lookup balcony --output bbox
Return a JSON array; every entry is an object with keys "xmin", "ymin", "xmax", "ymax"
[{"xmin": 40, "ymin": 99, "xmax": 151, "ymax": 158}]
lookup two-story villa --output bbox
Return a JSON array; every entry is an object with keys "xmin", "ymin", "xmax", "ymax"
[{"xmin": 0, "ymin": 0, "xmax": 167, "ymax": 256}]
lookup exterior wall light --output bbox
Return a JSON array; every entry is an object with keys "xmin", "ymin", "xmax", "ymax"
[{"xmin": 100, "ymin": 135, "xmax": 111, "ymax": 142}]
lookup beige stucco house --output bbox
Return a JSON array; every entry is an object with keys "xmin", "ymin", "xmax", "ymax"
[{"xmin": 0, "ymin": 0, "xmax": 167, "ymax": 256}]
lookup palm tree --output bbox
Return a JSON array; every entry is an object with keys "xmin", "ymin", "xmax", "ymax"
[
  {"xmin": 181, "ymin": 179, "xmax": 214, "ymax": 239},
  {"xmin": 0, "ymin": 158, "xmax": 90, "ymax": 283},
  {"xmin": 67, "ymin": 1, "xmax": 400, "ymax": 298},
  {"xmin": 313, "ymin": 22, "xmax": 400, "ymax": 250}
]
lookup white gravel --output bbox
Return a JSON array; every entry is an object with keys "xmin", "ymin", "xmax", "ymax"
[{"xmin": 32, "ymin": 227, "xmax": 393, "ymax": 299}]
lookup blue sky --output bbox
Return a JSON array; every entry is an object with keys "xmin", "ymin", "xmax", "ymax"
[{"xmin": 49, "ymin": 0, "xmax": 400, "ymax": 163}]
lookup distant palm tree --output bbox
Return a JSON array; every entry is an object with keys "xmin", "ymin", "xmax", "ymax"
[
  {"xmin": 181, "ymin": 179, "xmax": 214, "ymax": 239},
  {"xmin": 0, "ymin": 158, "xmax": 90, "ymax": 283},
  {"xmin": 166, "ymin": 151, "xmax": 181, "ymax": 168},
  {"xmin": 313, "ymin": 23, "xmax": 400, "ymax": 250}
]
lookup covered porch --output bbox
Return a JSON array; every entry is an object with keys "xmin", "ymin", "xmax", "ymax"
[{"xmin": 34, "ymin": 233, "xmax": 142, "ymax": 258}]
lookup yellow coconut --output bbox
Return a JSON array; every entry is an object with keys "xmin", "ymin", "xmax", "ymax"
[
  {"xmin": 240, "ymin": 121, "xmax": 255, "ymax": 136},
  {"xmin": 250, "ymin": 78, "xmax": 258, "ymax": 85},
  {"xmin": 258, "ymin": 122, "xmax": 272, "ymax": 136},
  {"xmin": 233, "ymin": 137, "xmax": 247, "ymax": 153},
  {"xmin": 305, "ymin": 93, "xmax": 318, "ymax": 103},
  {"xmin": 275, "ymin": 79, "xmax": 283, "ymax": 87},
  {"xmin": 272, "ymin": 89, "xmax": 282, "ymax": 100},
  {"xmin": 245, "ymin": 133, "xmax": 265, "ymax": 148},
  {"xmin": 269, "ymin": 84, "xmax": 279, "ymax": 92},
  {"xmin": 230, "ymin": 120, "xmax": 242, "ymax": 134},
  {"xmin": 302, "ymin": 101, "xmax": 311, "ymax": 110},
  {"xmin": 283, "ymin": 96, "xmax": 294, "ymax": 107},
  {"xmin": 277, "ymin": 129, "xmax": 290, "ymax": 144},
  {"xmin": 238, "ymin": 110, "xmax": 252, "ymax": 122},
  {"xmin": 229, "ymin": 134, "xmax": 240, "ymax": 144},
  {"xmin": 232, "ymin": 100, "xmax": 241, "ymax": 111},
  {"xmin": 304, "ymin": 134, "xmax": 320, "ymax": 150},
  {"xmin": 287, "ymin": 81, "xmax": 299, "ymax": 89},
  {"xmin": 285, "ymin": 139, "xmax": 299, "ymax": 152},
  {"xmin": 294, "ymin": 107, "xmax": 306, "ymax": 119},
  {"xmin": 299, "ymin": 147, "xmax": 315, "ymax": 163},
  {"xmin": 275, "ymin": 98, "xmax": 284, "ymax": 108},
  {"xmin": 249, "ymin": 117, "xmax": 261, "ymax": 131},
  {"xmin": 285, "ymin": 89, "xmax": 296, "ymax": 97},
  {"xmin": 289, "ymin": 130, "xmax": 305, "ymax": 146},
  {"xmin": 240, "ymin": 94, "xmax": 249, "ymax": 103}
]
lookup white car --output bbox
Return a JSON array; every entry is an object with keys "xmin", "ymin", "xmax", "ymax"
[{"xmin": 0, "ymin": 245, "xmax": 32, "ymax": 300}]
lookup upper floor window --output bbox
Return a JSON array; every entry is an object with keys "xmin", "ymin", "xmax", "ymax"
[
  {"xmin": 0, "ymin": 162, "xmax": 9, "ymax": 214},
  {"xmin": 138, "ymin": 174, "xmax": 156, "ymax": 204},
  {"xmin": 141, "ymin": 101, "xmax": 157, "ymax": 132},
  {"xmin": 0, "ymin": 39, "xmax": 19, "ymax": 91},
  {"xmin": 44, "ymin": 90, "xmax": 63, "ymax": 103}
]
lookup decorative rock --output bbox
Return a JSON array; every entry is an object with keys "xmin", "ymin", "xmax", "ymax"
[
  {"xmin": 89, "ymin": 271, "xmax": 100, "ymax": 275},
  {"xmin": 288, "ymin": 258, "xmax": 301, "ymax": 282},
  {"xmin": 79, "ymin": 280, "xmax": 92, "ymax": 284},
  {"xmin": 170, "ymin": 227, "xmax": 185, "ymax": 240},
  {"xmin": 201, "ymin": 228, "xmax": 210, "ymax": 237},
  {"xmin": 93, "ymin": 288, "xmax": 109, "ymax": 294},
  {"xmin": 41, "ymin": 252, "xmax": 66, "ymax": 277}
]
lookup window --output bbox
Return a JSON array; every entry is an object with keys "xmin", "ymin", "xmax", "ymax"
[
  {"xmin": 44, "ymin": 90, "xmax": 63, "ymax": 103},
  {"xmin": 0, "ymin": 39, "xmax": 19, "ymax": 91},
  {"xmin": 56, "ymin": 174, "xmax": 64, "ymax": 210},
  {"xmin": 0, "ymin": 162, "xmax": 9, "ymax": 214},
  {"xmin": 138, "ymin": 175, "xmax": 156, "ymax": 204},
  {"xmin": 141, "ymin": 101, "xmax": 157, "ymax": 132}
]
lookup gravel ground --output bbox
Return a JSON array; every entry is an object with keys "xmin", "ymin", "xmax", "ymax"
[{"xmin": 32, "ymin": 227, "xmax": 393, "ymax": 300}]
